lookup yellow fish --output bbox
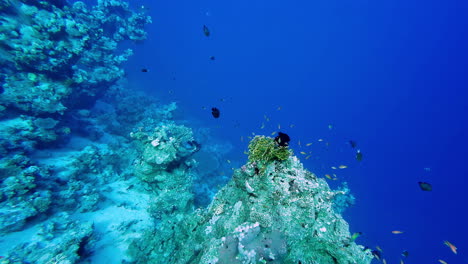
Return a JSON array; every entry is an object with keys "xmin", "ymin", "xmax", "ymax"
[
  {"xmin": 376, "ymin": 246, "xmax": 383, "ymax": 252},
  {"xmin": 338, "ymin": 165, "xmax": 347, "ymax": 169},
  {"xmin": 444, "ymin": 240, "xmax": 457, "ymax": 254},
  {"xmin": 306, "ymin": 143, "xmax": 313, "ymax": 146},
  {"xmin": 305, "ymin": 155, "xmax": 311, "ymax": 160},
  {"xmin": 243, "ymin": 151, "xmax": 249, "ymax": 155},
  {"xmin": 392, "ymin": 230, "xmax": 404, "ymax": 234},
  {"xmin": 271, "ymin": 131, "xmax": 277, "ymax": 136},
  {"xmin": 331, "ymin": 166, "xmax": 337, "ymax": 170},
  {"xmin": 300, "ymin": 152, "xmax": 307, "ymax": 155},
  {"xmin": 438, "ymin": 260, "xmax": 448, "ymax": 264},
  {"xmin": 325, "ymin": 174, "xmax": 332, "ymax": 180},
  {"xmin": 260, "ymin": 123, "xmax": 265, "ymax": 129}
]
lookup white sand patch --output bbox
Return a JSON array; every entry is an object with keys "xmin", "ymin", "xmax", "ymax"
[{"xmin": 74, "ymin": 180, "xmax": 153, "ymax": 263}]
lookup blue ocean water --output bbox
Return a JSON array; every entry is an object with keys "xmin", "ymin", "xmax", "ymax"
[
  {"xmin": 1, "ymin": 0, "xmax": 467, "ymax": 263},
  {"xmin": 127, "ymin": 0, "xmax": 468, "ymax": 263}
]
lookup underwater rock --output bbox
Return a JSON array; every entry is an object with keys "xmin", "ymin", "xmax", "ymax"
[{"xmin": 129, "ymin": 137, "xmax": 373, "ymax": 264}]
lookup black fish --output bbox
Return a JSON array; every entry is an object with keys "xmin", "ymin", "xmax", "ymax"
[
  {"xmin": 418, "ymin": 181, "xmax": 432, "ymax": 191},
  {"xmin": 274, "ymin": 132, "xmax": 290, "ymax": 147},
  {"xmin": 210, "ymin": 56, "xmax": 215, "ymax": 60},
  {"xmin": 401, "ymin": 250, "xmax": 409, "ymax": 257},
  {"xmin": 211, "ymin": 107, "xmax": 220, "ymax": 118},
  {"xmin": 356, "ymin": 150, "xmax": 363, "ymax": 161},
  {"xmin": 349, "ymin": 140, "xmax": 357, "ymax": 148},
  {"xmin": 141, "ymin": 68, "xmax": 148, "ymax": 72},
  {"xmin": 203, "ymin": 25, "xmax": 210, "ymax": 36}
]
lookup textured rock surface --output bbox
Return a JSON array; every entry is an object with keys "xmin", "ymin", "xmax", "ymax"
[{"xmin": 129, "ymin": 136, "xmax": 373, "ymax": 264}]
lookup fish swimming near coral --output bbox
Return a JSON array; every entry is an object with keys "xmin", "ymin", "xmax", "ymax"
[
  {"xmin": 418, "ymin": 181, "xmax": 432, "ymax": 191},
  {"xmin": 203, "ymin": 25, "xmax": 210, "ymax": 36},
  {"xmin": 274, "ymin": 132, "xmax": 290, "ymax": 147},
  {"xmin": 211, "ymin": 107, "xmax": 220, "ymax": 118}
]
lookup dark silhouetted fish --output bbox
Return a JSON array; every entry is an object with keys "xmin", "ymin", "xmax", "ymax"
[
  {"xmin": 274, "ymin": 132, "xmax": 290, "ymax": 147},
  {"xmin": 356, "ymin": 149, "xmax": 363, "ymax": 161},
  {"xmin": 401, "ymin": 250, "xmax": 409, "ymax": 257},
  {"xmin": 372, "ymin": 250, "xmax": 382, "ymax": 260},
  {"xmin": 141, "ymin": 68, "xmax": 148, "ymax": 72},
  {"xmin": 210, "ymin": 56, "xmax": 215, "ymax": 60},
  {"xmin": 203, "ymin": 25, "xmax": 210, "ymax": 36},
  {"xmin": 349, "ymin": 140, "xmax": 357, "ymax": 148},
  {"xmin": 418, "ymin": 181, "xmax": 432, "ymax": 191},
  {"xmin": 211, "ymin": 107, "xmax": 220, "ymax": 118}
]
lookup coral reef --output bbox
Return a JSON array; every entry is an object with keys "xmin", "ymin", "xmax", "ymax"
[
  {"xmin": 129, "ymin": 139, "xmax": 373, "ymax": 264},
  {"xmin": 0, "ymin": 0, "xmax": 151, "ymax": 115},
  {"xmin": 248, "ymin": 135, "xmax": 292, "ymax": 163}
]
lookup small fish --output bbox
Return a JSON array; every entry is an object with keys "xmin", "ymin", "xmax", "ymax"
[
  {"xmin": 325, "ymin": 174, "xmax": 332, "ymax": 180},
  {"xmin": 203, "ymin": 25, "xmax": 210, "ymax": 36},
  {"xmin": 338, "ymin": 165, "xmax": 347, "ymax": 169},
  {"xmin": 243, "ymin": 151, "xmax": 248, "ymax": 155},
  {"xmin": 210, "ymin": 56, "xmax": 215, "ymax": 60},
  {"xmin": 401, "ymin": 250, "xmax": 409, "ymax": 257},
  {"xmin": 278, "ymin": 124, "xmax": 281, "ymax": 129},
  {"xmin": 141, "ymin": 68, "xmax": 148, "ymax": 72},
  {"xmin": 331, "ymin": 166, "xmax": 337, "ymax": 169},
  {"xmin": 424, "ymin": 167, "xmax": 431, "ymax": 171},
  {"xmin": 383, "ymin": 259, "xmax": 387, "ymax": 264},
  {"xmin": 211, "ymin": 107, "xmax": 220, "ymax": 118},
  {"xmin": 444, "ymin": 240, "xmax": 457, "ymax": 254},
  {"xmin": 227, "ymin": 160, "xmax": 231, "ymax": 164},
  {"xmin": 371, "ymin": 250, "xmax": 381, "ymax": 260},
  {"xmin": 260, "ymin": 123, "xmax": 265, "ymax": 129},
  {"xmin": 240, "ymin": 136, "xmax": 244, "ymax": 142},
  {"xmin": 328, "ymin": 124, "xmax": 333, "ymax": 130},
  {"xmin": 356, "ymin": 150, "xmax": 363, "ymax": 161},
  {"xmin": 376, "ymin": 246, "xmax": 383, "ymax": 252},
  {"xmin": 305, "ymin": 155, "xmax": 311, "ymax": 160},
  {"xmin": 264, "ymin": 115, "xmax": 270, "ymax": 121},
  {"xmin": 318, "ymin": 139, "xmax": 324, "ymax": 142},
  {"xmin": 202, "ymin": 106, "xmax": 207, "ymax": 110},
  {"xmin": 349, "ymin": 140, "xmax": 357, "ymax": 148},
  {"xmin": 418, "ymin": 181, "xmax": 432, "ymax": 191},
  {"xmin": 247, "ymin": 136, "xmax": 252, "ymax": 139},
  {"xmin": 300, "ymin": 151, "xmax": 307, "ymax": 155},
  {"xmin": 351, "ymin": 232, "xmax": 362, "ymax": 241},
  {"xmin": 400, "ymin": 260, "xmax": 404, "ymax": 264},
  {"xmin": 290, "ymin": 124, "xmax": 295, "ymax": 128},
  {"xmin": 298, "ymin": 140, "xmax": 302, "ymax": 147},
  {"xmin": 252, "ymin": 132, "xmax": 255, "ymax": 135},
  {"xmin": 438, "ymin": 260, "xmax": 448, "ymax": 264},
  {"xmin": 277, "ymin": 106, "xmax": 282, "ymax": 110},
  {"xmin": 392, "ymin": 230, "xmax": 404, "ymax": 234},
  {"xmin": 306, "ymin": 143, "xmax": 313, "ymax": 146},
  {"xmin": 271, "ymin": 131, "xmax": 277, "ymax": 136}
]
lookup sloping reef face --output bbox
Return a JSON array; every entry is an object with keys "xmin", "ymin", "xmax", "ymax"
[{"xmin": 130, "ymin": 136, "xmax": 373, "ymax": 264}]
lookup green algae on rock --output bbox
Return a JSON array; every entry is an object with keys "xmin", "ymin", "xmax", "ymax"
[
  {"xmin": 248, "ymin": 135, "xmax": 292, "ymax": 163},
  {"xmin": 129, "ymin": 136, "xmax": 373, "ymax": 264}
]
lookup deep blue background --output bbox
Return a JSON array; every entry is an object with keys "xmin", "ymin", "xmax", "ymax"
[{"xmin": 125, "ymin": 0, "xmax": 468, "ymax": 262}]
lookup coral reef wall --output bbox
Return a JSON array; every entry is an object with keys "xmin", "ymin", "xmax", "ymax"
[{"xmin": 129, "ymin": 136, "xmax": 373, "ymax": 264}]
